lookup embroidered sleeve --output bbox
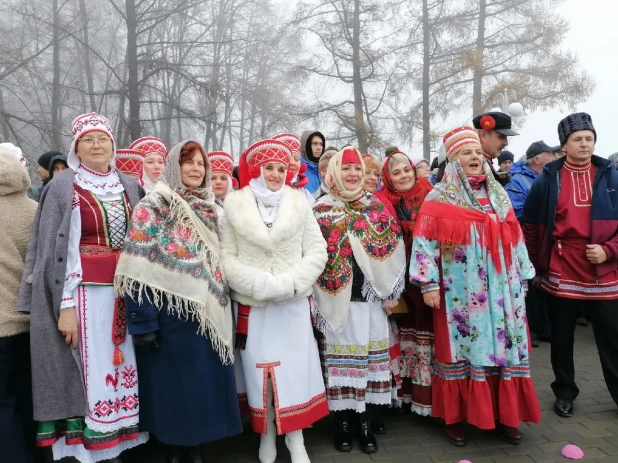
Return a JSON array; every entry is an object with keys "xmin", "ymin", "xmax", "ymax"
[
  {"xmin": 409, "ymin": 236, "xmax": 441, "ymax": 292},
  {"xmin": 61, "ymin": 192, "xmax": 83, "ymax": 309}
]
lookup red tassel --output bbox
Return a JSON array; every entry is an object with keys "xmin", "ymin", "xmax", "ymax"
[{"xmin": 113, "ymin": 346, "xmax": 124, "ymax": 366}]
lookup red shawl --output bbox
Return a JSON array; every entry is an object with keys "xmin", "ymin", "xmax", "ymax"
[
  {"xmin": 379, "ymin": 153, "xmax": 433, "ymax": 254},
  {"xmin": 290, "ymin": 162, "xmax": 309, "ymax": 189},
  {"xmin": 413, "ymin": 159, "xmax": 523, "ymax": 274}
]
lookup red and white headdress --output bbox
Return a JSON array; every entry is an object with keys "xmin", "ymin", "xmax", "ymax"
[
  {"xmin": 68, "ymin": 112, "xmax": 115, "ymax": 170},
  {"xmin": 129, "ymin": 137, "xmax": 168, "ymax": 163},
  {"xmin": 272, "ymin": 133, "xmax": 301, "ymax": 156},
  {"xmin": 115, "ymin": 148, "xmax": 145, "ymax": 178},
  {"xmin": 238, "ymin": 139, "xmax": 291, "ymax": 188},
  {"xmin": 207, "ymin": 151, "xmax": 234, "ymax": 176},
  {"xmin": 443, "ymin": 126, "xmax": 481, "ymax": 160}
]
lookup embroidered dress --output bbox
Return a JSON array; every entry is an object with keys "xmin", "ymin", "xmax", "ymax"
[
  {"xmin": 378, "ymin": 153, "xmax": 434, "ymax": 414},
  {"xmin": 542, "ymin": 161, "xmax": 618, "ymax": 299},
  {"xmin": 313, "ymin": 148, "xmax": 406, "ymax": 414},
  {"xmin": 410, "ymin": 159, "xmax": 541, "ymax": 430},
  {"xmin": 236, "ymin": 297, "xmax": 328, "ymax": 434},
  {"xmin": 37, "ymin": 165, "xmax": 147, "ymax": 463}
]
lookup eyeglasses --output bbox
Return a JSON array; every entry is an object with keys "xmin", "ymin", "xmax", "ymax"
[{"xmin": 80, "ymin": 136, "xmax": 112, "ymax": 146}]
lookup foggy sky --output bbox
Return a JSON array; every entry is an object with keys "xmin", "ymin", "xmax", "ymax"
[{"xmin": 507, "ymin": 0, "xmax": 618, "ymax": 158}]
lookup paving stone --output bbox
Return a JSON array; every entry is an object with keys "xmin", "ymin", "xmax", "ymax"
[
  {"xmin": 502, "ymin": 444, "xmax": 544, "ymax": 455},
  {"xmin": 365, "ymin": 447, "xmax": 410, "ymax": 460},
  {"xmin": 462, "ymin": 446, "xmax": 508, "ymax": 459},
  {"xmin": 332, "ymin": 453, "xmax": 373, "ymax": 463},
  {"xmin": 370, "ymin": 458, "xmax": 432, "ymax": 463},
  {"xmin": 492, "ymin": 456, "xmax": 536, "ymax": 463},
  {"xmin": 109, "ymin": 329, "xmax": 618, "ymax": 463},
  {"xmin": 598, "ymin": 444, "xmax": 618, "ymax": 455}
]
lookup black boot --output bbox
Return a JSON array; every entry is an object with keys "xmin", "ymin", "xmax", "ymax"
[
  {"xmin": 334, "ymin": 410, "xmax": 353, "ymax": 452},
  {"xmin": 164, "ymin": 445, "xmax": 182, "ymax": 463},
  {"xmin": 357, "ymin": 411, "xmax": 378, "ymax": 454},
  {"xmin": 184, "ymin": 446, "xmax": 204, "ymax": 463},
  {"xmin": 368, "ymin": 404, "xmax": 385, "ymax": 435}
]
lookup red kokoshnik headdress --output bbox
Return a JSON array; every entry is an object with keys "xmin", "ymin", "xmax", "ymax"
[
  {"xmin": 273, "ymin": 133, "xmax": 310, "ymax": 189},
  {"xmin": 129, "ymin": 137, "xmax": 168, "ymax": 163},
  {"xmin": 115, "ymin": 148, "xmax": 144, "ymax": 178},
  {"xmin": 207, "ymin": 151, "xmax": 234, "ymax": 176},
  {"xmin": 237, "ymin": 139, "xmax": 292, "ymax": 188}
]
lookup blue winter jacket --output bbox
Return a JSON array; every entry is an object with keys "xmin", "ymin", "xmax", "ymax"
[
  {"xmin": 505, "ymin": 160, "xmax": 539, "ymax": 220},
  {"xmin": 301, "ymin": 158, "xmax": 321, "ymax": 194}
]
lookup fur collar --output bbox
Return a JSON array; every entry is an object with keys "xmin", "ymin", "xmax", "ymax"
[{"xmin": 223, "ymin": 185, "xmax": 306, "ymax": 250}]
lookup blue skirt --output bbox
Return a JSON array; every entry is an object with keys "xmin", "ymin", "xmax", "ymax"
[{"xmin": 130, "ymin": 304, "xmax": 242, "ymax": 446}]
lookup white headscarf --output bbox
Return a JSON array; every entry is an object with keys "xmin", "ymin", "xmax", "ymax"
[{"xmin": 249, "ymin": 166, "xmax": 287, "ymax": 224}]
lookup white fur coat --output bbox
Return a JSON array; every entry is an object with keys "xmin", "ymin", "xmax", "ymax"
[{"xmin": 220, "ymin": 185, "xmax": 327, "ymax": 307}]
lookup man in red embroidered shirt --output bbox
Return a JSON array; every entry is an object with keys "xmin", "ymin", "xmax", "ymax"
[
  {"xmin": 473, "ymin": 111, "xmax": 519, "ymax": 186},
  {"xmin": 522, "ymin": 112, "xmax": 618, "ymax": 419}
]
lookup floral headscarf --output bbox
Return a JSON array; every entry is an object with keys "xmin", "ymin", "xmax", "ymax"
[{"xmin": 313, "ymin": 148, "xmax": 406, "ymax": 333}]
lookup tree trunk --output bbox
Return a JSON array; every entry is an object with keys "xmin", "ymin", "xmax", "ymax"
[
  {"xmin": 0, "ymin": 89, "xmax": 10, "ymax": 141},
  {"xmin": 126, "ymin": 0, "xmax": 141, "ymax": 140},
  {"xmin": 351, "ymin": 0, "xmax": 368, "ymax": 153},
  {"xmin": 51, "ymin": 0, "xmax": 62, "ymax": 150},
  {"xmin": 422, "ymin": 0, "xmax": 431, "ymax": 160},
  {"xmin": 78, "ymin": 0, "xmax": 97, "ymax": 111},
  {"xmin": 472, "ymin": 0, "xmax": 487, "ymax": 116}
]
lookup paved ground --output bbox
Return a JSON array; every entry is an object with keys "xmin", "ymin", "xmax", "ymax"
[{"xmin": 59, "ymin": 324, "xmax": 618, "ymax": 462}]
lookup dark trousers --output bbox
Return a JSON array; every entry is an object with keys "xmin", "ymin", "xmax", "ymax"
[
  {"xmin": 0, "ymin": 332, "xmax": 41, "ymax": 463},
  {"xmin": 547, "ymin": 295, "xmax": 618, "ymax": 405},
  {"xmin": 526, "ymin": 286, "xmax": 551, "ymax": 340}
]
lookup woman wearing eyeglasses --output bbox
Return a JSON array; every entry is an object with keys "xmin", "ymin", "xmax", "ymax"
[{"xmin": 18, "ymin": 113, "xmax": 147, "ymax": 463}]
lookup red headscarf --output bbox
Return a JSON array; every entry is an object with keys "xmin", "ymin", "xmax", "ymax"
[{"xmin": 378, "ymin": 152, "xmax": 433, "ymax": 253}]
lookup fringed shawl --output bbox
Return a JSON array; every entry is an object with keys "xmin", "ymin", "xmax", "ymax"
[
  {"xmin": 312, "ymin": 149, "xmax": 406, "ymax": 333},
  {"xmin": 413, "ymin": 158, "xmax": 522, "ymax": 274},
  {"xmin": 114, "ymin": 140, "xmax": 234, "ymax": 364}
]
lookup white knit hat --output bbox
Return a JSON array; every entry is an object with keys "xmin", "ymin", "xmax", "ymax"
[{"xmin": 67, "ymin": 113, "xmax": 116, "ymax": 170}]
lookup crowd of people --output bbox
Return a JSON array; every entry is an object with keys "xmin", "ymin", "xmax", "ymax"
[{"xmin": 2, "ymin": 109, "xmax": 618, "ymax": 463}]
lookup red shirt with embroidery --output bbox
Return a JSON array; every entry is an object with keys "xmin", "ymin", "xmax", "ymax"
[{"xmin": 542, "ymin": 160, "xmax": 618, "ymax": 299}]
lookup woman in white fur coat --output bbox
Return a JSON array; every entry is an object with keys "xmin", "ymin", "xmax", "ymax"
[{"xmin": 220, "ymin": 139, "xmax": 329, "ymax": 463}]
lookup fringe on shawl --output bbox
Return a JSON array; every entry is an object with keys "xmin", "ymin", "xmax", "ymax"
[
  {"xmin": 311, "ymin": 299, "xmax": 333, "ymax": 336},
  {"xmin": 115, "ymin": 189, "xmax": 233, "ymax": 365},
  {"xmin": 312, "ymin": 266, "xmax": 406, "ymax": 337},
  {"xmin": 413, "ymin": 212, "xmax": 523, "ymax": 274},
  {"xmin": 361, "ymin": 265, "xmax": 406, "ymax": 304},
  {"xmin": 115, "ymin": 276, "xmax": 233, "ymax": 365}
]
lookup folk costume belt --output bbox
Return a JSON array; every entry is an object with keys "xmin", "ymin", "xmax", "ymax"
[{"xmin": 79, "ymin": 244, "xmax": 126, "ymax": 366}]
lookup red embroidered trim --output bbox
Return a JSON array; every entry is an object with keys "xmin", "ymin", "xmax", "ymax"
[
  {"xmin": 92, "ymin": 394, "xmax": 139, "ymax": 418},
  {"xmin": 65, "ymin": 272, "xmax": 82, "ymax": 282},
  {"xmin": 121, "ymin": 365, "xmax": 137, "ymax": 389},
  {"xmin": 80, "ymin": 164, "xmax": 114, "ymax": 178}
]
